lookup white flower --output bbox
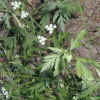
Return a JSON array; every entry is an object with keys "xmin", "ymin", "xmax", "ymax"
[
  {"xmin": 21, "ymin": 11, "xmax": 29, "ymax": 19},
  {"xmin": 4, "ymin": 91, "xmax": 9, "ymax": 99},
  {"xmin": 1, "ymin": 87, "xmax": 9, "ymax": 99},
  {"xmin": 11, "ymin": 1, "xmax": 21, "ymax": 10},
  {"xmin": 37, "ymin": 36, "xmax": 46, "ymax": 41},
  {"xmin": 49, "ymin": 27, "xmax": 54, "ymax": 31},
  {"xmin": 53, "ymin": 25, "xmax": 57, "ymax": 28},
  {"xmin": 41, "ymin": 42, "xmax": 45, "ymax": 45},
  {"xmin": 49, "ymin": 30, "xmax": 53, "ymax": 34},
  {"xmin": 1, "ymin": 87, "xmax": 6, "ymax": 92},
  {"xmin": 37, "ymin": 36, "xmax": 47, "ymax": 45},
  {"xmin": 45, "ymin": 24, "xmax": 57, "ymax": 34},
  {"xmin": 49, "ymin": 24, "xmax": 53, "ymax": 28},
  {"xmin": 45, "ymin": 25, "xmax": 49, "ymax": 30}
]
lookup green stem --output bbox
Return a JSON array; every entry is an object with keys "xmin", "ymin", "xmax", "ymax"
[{"xmin": 30, "ymin": 16, "xmax": 45, "ymax": 33}]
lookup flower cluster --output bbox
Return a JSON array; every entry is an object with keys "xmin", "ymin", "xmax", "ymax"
[
  {"xmin": 45, "ymin": 24, "xmax": 57, "ymax": 34},
  {"xmin": 11, "ymin": 1, "xmax": 21, "ymax": 10},
  {"xmin": 37, "ymin": 36, "xmax": 47, "ymax": 45},
  {"xmin": 21, "ymin": 11, "xmax": 29, "ymax": 19},
  {"xmin": 11, "ymin": 1, "xmax": 29, "ymax": 19},
  {"xmin": 1, "ymin": 87, "xmax": 9, "ymax": 99}
]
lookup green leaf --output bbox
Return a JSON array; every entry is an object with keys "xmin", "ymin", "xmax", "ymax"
[
  {"xmin": 64, "ymin": 54, "xmax": 72, "ymax": 63},
  {"xmin": 58, "ymin": 16, "xmax": 65, "ymax": 32},
  {"xmin": 77, "ymin": 30, "xmax": 87, "ymax": 40},
  {"xmin": 70, "ymin": 38, "xmax": 80, "ymax": 50},
  {"xmin": 0, "ymin": 0, "xmax": 6, "ymax": 9},
  {"xmin": 41, "ymin": 60, "xmax": 54, "ymax": 72},
  {"xmin": 54, "ymin": 56, "xmax": 60, "ymax": 76},
  {"xmin": 75, "ymin": 57, "xmax": 88, "ymax": 63},
  {"xmin": 40, "ymin": 15, "xmax": 49, "ymax": 26},
  {"xmin": 48, "ymin": 47, "xmax": 62, "ymax": 53},
  {"xmin": 70, "ymin": 30, "xmax": 87, "ymax": 50},
  {"xmin": 53, "ymin": 11, "xmax": 59, "ymax": 22},
  {"xmin": 89, "ymin": 60, "xmax": 100, "ymax": 69},
  {"xmin": 44, "ymin": 54, "xmax": 58, "ymax": 60},
  {"xmin": 79, "ymin": 82, "xmax": 100, "ymax": 98},
  {"xmin": 76, "ymin": 60, "xmax": 83, "ymax": 77},
  {"xmin": 96, "ymin": 69, "xmax": 100, "ymax": 77},
  {"xmin": 41, "ymin": 54, "xmax": 57, "ymax": 72},
  {"xmin": 76, "ymin": 60, "xmax": 94, "ymax": 81}
]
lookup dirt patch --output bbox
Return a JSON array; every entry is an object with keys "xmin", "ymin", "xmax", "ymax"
[
  {"xmin": 65, "ymin": 0, "xmax": 100, "ymax": 78},
  {"xmin": 66, "ymin": 0, "xmax": 100, "ymax": 61}
]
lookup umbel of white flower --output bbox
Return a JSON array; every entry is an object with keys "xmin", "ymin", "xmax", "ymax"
[
  {"xmin": 37, "ymin": 36, "xmax": 47, "ymax": 45},
  {"xmin": 21, "ymin": 11, "xmax": 29, "ymax": 19},
  {"xmin": 45, "ymin": 24, "xmax": 57, "ymax": 34},
  {"xmin": 11, "ymin": 1, "xmax": 21, "ymax": 10},
  {"xmin": 1, "ymin": 87, "xmax": 9, "ymax": 99}
]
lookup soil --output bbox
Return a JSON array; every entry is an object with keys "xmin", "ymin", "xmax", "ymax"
[
  {"xmin": 65, "ymin": 0, "xmax": 100, "ymax": 61},
  {"xmin": 65, "ymin": 0, "xmax": 100, "ymax": 78}
]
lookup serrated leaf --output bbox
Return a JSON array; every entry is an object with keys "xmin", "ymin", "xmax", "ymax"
[
  {"xmin": 76, "ymin": 57, "xmax": 88, "ymax": 63},
  {"xmin": 44, "ymin": 54, "xmax": 58, "ymax": 60},
  {"xmin": 76, "ymin": 60, "xmax": 94, "ymax": 81},
  {"xmin": 89, "ymin": 60, "xmax": 100, "ymax": 69},
  {"xmin": 48, "ymin": 47, "xmax": 62, "ymax": 53},
  {"xmin": 41, "ymin": 62, "xmax": 51, "ymax": 72},
  {"xmin": 41, "ymin": 55, "xmax": 57, "ymax": 72},
  {"xmin": 70, "ymin": 30, "xmax": 87, "ymax": 50},
  {"xmin": 70, "ymin": 39, "xmax": 80, "ymax": 50},
  {"xmin": 64, "ymin": 54, "xmax": 72, "ymax": 63},
  {"xmin": 79, "ymin": 82, "xmax": 100, "ymax": 98}
]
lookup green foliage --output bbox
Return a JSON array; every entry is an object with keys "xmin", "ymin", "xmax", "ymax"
[
  {"xmin": 41, "ymin": 47, "xmax": 72, "ymax": 76},
  {"xmin": 70, "ymin": 29, "xmax": 87, "ymax": 50},
  {"xmin": 0, "ymin": 0, "xmax": 100, "ymax": 100},
  {"xmin": 42, "ymin": 0, "xmax": 82, "ymax": 32},
  {"xmin": 75, "ymin": 59, "xmax": 94, "ymax": 81}
]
